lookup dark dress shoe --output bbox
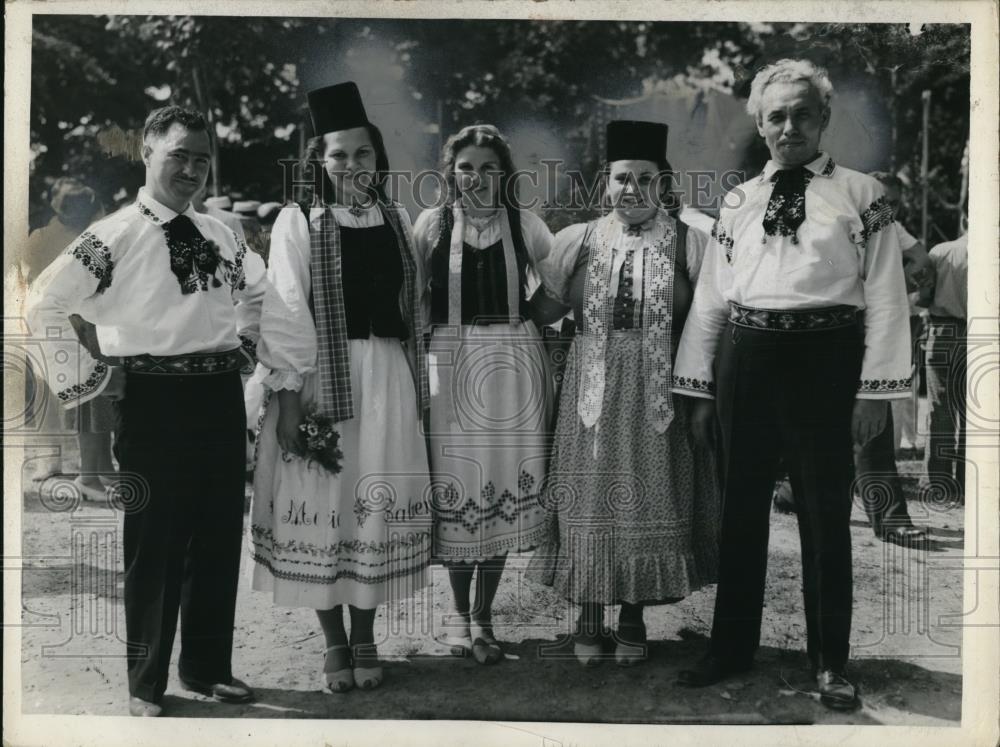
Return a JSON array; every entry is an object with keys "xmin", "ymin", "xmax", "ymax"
[
  {"xmin": 677, "ymin": 653, "xmax": 752, "ymax": 687},
  {"xmin": 129, "ymin": 696, "xmax": 163, "ymax": 717},
  {"xmin": 881, "ymin": 526, "xmax": 929, "ymax": 549},
  {"xmin": 179, "ymin": 675, "xmax": 254, "ymax": 703},
  {"xmin": 817, "ymin": 669, "xmax": 860, "ymax": 710}
]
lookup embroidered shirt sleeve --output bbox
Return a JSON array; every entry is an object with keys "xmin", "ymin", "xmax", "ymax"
[
  {"xmin": 257, "ymin": 207, "xmax": 317, "ymax": 392},
  {"xmin": 856, "ymin": 186, "xmax": 912, "ymax": 399},
  {"xmin": 672, "ymin": 213, "xmax": 734, "ymax": 400},
  {"xmin": 25, "ymin": 227, "xmax": 118, "ymax": 408}
]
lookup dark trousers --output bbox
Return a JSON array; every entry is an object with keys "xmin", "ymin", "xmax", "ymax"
[
  {"xmin": 115, "ymin": 369, "xmax": 246, "ymax": 703},
  {"xmin": 711, "ymin": 322, "xmax": 861, "ymax": 673},
  {"xmin": 855, "ymin": 408, "xmax": 914, "ymax": 534},
  {"xmin": 924, "ymin": 317, "xmax": 967, "ymax": 498}
]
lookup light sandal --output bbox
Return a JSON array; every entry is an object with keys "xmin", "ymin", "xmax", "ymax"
[
  {"xmin": 323, "ymin": 645, "xmax": 354, "ymax": 693},
  {"xmin": 351, "ymin": 643, "xmax": 383, "ymax": 691},
  {"xmin": 74, "ymin": 476, "xmax": 108, "ymax": 503},
  {"xmin": 435, "ymin": 616, "xmax": 473, "ymax": 656},
  {"xmin": 573, "ymin": 639, "xmax": 604, "ymax": 667}
]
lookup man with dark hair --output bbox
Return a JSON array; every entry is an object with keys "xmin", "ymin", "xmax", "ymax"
[{"xmin": 27, "ymin": 104, "xmax": 266, "ymax": 717}]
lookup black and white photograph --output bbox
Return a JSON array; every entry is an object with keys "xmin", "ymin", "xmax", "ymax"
[{"xmin": 4, "ymin": 1, "xmax": 998, "ymax": 745}]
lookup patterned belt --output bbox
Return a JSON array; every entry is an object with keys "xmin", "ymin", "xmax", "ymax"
[
  {"xmin": 728, "ymin": 302, "xmax": 858, "ymax": 332},
  {"xmin": 123, "ymin": 347, "xmax": 249, "ymax": 375}
]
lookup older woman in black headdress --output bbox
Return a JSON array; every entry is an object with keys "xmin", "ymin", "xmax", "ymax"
[
  {"xmin": 250, "ymin": 82, "xmax": 431, "ymax": 693},
  {"xmin": 527, "ymin": 121, "xmax": 720, "ymax": 667}
]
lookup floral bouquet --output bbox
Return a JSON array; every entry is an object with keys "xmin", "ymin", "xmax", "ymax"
[{"xmin": 298, "ymin": 410, "xmax": 344, "ymax": 475}]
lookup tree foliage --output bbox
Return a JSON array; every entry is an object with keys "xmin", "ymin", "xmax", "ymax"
[{"xmin": 29, "ymin": 16, "xmax": 969, "ymax": 240}]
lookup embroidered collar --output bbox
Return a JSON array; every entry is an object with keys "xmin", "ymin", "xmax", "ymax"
[
  {"xmin": 135, "ymin": 187, "xmax": 200, "ymax": 226},
  {"xmin": 759, "ymin": 152, "xmax": 835, "ymax": 184}
]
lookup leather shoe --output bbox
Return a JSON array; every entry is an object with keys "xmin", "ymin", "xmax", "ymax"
[
  {"xmin": 179, "ymin": 675, "xmax": 254, "ymax": 703},
  {"xmin": 880, "ymin": 526, "xmax": 929, "ymax": 549},
  {"xmin": 817, "ymin": 669, "xmax": 860, "ymax": 710},
  {"xmin": 677, "ymin": 653, "xmax": 752, "ymax": 687},
  {"xmin": 128, "ymin": 696, "xmax": 163, "ymax": 717}
]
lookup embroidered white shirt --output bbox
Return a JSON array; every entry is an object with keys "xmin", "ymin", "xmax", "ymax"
[
  {"xmin": 25, "ymin": 187, "xmax": 267, "ymax": 408},
  {"xmin": 673, "ymin": 153, "xmax": 911, "ymax": 400}
]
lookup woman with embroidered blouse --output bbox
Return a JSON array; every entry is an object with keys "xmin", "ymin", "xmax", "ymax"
[
  {"xmin": 249, "ymin": 82, "xmax": 431, "ymax": 693},
  {"xmin": 526, "ymin": 120, "xmax": 720, "ymax": 667},
  {"xmin": 411, "ymin": 124, "xmax": 554, "ymax": 664}
]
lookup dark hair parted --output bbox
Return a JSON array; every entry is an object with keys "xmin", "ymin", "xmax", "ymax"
[
  {"xmin": 301, "ymin": 124, "xmax": 391, "ymax": 206},
  {"xmin": 440, "ymin": 124, "xmax": 522, "ymax": 210},
  {"xmin": 143, "ymin": 105, "xmax": 208, "ymax": 142}
]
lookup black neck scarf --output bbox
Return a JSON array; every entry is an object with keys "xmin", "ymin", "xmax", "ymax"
[
  {"xmin": 762, "ymin": 166, "xmax": 812, "ymax": 244},
  {"xmin": 163, "ymin": 214, "xmax": 227, "ymax": 294}
]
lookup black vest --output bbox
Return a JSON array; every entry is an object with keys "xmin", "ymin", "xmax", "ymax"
[
  {"xmin": 338, "ymin": 222, "xmax": 409, "ymax": 340},
  {"xmin": 429, "ymin": 206, "xmax": 533, "ymax": 326}
]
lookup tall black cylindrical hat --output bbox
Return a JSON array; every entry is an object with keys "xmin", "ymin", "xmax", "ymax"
[
  {"xmin": 307, "ymin": 81, "xmax": 369, "ymax": 136},
  {"xmin": 606, "ymin": 120, "xmax": 669, "ymax": 163}
]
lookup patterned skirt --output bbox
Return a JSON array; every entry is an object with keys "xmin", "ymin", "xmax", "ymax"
[
  {"xmin": 249, "ymin": 338, "xmax": 432, "ymax": 609},
  {"xmin": 428, "ymin": 321, "xmax": 553, "ymax": 563},
  {"xmin": 526, "ymin": 332, "xmax": 720, "ymax": 604}
]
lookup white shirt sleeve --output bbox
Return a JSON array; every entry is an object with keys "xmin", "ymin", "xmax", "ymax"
[
  {"xmin": 411, "ymin": 208, "xmax": 439, "ymax": 332},
  {"xmin": 672, "ymin": 218, "xmax": 734, "ymax": 400},
  {"xmin": 520, "ymin": 209, "xmax": 555, "ymax": 267},
  {"xmin": 684, "ymin": 223, "xmax": 711, "ymax": 285},
  {"xmin": 857, "ymin": 195, "xmax": 913, "ymax": 400},
  {"xmin": 257, "ymin": 207, "xmax": 318, "ymax": 392},
  {"xmin": 535, "ymin": 222, "xmax": 589, "ymax": 306},
  {"xmin": 24, "ymin": 231, "xmax": 115, "ymax": 408}
]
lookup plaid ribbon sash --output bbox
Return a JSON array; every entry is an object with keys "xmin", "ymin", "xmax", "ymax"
[
  {"xmin": 307, "ymin": 202, "xmax": 426, "ymax": 424},
  {"xmin": 578, "ymin": 209, "xmax": 678, "ymax": 435}
]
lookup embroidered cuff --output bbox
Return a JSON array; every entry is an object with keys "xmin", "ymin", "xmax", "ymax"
[
  {"xmin": 238, "ymin": 335, "xmax": 258, "ymax": 374},
  {"xmin": 262, "ymin": 368, "xmax": 304, "ymax": 392},
  {"xmin": 56, "ymin": 361, "xmax": 111, "ymax": 408},
  {"xmin": 857, "ymin": 377, "xmax": 912, "ymax": 399},
  {"xmin": 671, "ymin": 375, "xmax": 716, "ymax": 400}
]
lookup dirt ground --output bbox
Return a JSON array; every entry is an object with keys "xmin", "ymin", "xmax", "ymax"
[{"xmin": 17, "ymin": 435, "xmax": 965, "ymax": 727}]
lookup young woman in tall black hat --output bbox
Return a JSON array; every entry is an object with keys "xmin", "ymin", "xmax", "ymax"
[
  {"xmin": 527, "ymin": 121, "xmax": 720, "ymax": 667},
  {"xmin": 411, "ymin": 124, "xmax": 555, "ymax": 664},
  {"xmin": 250, "ymin": 82, "xmax": 432, "ymax": 692}
]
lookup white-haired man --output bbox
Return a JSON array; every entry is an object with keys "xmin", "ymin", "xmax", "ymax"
[
  {"xmin": 27, "ymin": 105, "xmax": 266, "ymax": 717},
  {"xmin": 672, "ymin": 59, "xmax": 911, "ymax": 710}
]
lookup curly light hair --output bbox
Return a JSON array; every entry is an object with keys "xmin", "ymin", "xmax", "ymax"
[{"xmin": 745, "ymin": 59, "xmax": 834, "ymax": 122}]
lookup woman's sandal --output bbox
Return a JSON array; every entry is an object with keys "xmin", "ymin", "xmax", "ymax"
[
  {"xmin": 323, "ymin": 645, "xmax": 354, "ymax": 693},
  {"xmin": 573, "ymin": 637, "xmax": 604, "ymax": 667},
  {"xmin": 471, "ymin": 624, "xmax": 504, "ymax": 665},
  {"xmin": 351, "ymin": 643, "xmax": 383, "ymax": 691},
  {"xmin": 434, "ymin": 617, "xmax": 474, "ymax": 656}
]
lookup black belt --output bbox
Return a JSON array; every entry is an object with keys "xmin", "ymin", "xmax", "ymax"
[
  {"xmin": 728, "ymin": 302, "xmax": 858, "ymax": 332},
  {"xmin": 123, "ymin": 347, "xmax": 250, "ymax": 375}
]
